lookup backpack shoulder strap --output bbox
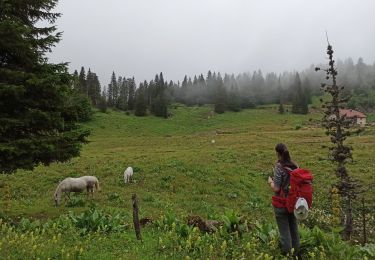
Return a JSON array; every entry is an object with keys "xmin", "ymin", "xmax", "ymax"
[{"xmin": 279, "ymin": 165, "xmax": 298, "ymax": 175}]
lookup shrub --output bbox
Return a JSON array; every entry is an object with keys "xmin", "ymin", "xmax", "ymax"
[
  {"xmin": 107, "ymin": 192, "xmax": 121, "ymax": 201},
  {"xmin": 68, "ymin": 207, "xmax": 127, "ymax": 234},
  {"xmin": 66, "ymin": 196, "xmax": 86, "ymax": 207},
  {"xmin": 221, "ymin": 210, "xmax": 247, "ymax": 235}
]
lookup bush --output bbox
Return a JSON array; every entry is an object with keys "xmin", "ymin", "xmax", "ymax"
[
  {"xmin": 68, "ymin": 207, "xmax": 127, "ymax": 234},
  {"xmin": 221, "ymin": 210, "xmax": 247, "ymax": 235},
  {"xmin": 299, "ymin": 226, "xmax": 371, "ymax": 258},
  {"xmin": 66, "ymin": 196, "xmax": 86, "ymax": 207}
]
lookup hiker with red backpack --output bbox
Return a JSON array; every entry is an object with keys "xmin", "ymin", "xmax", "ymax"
[{"xmin": 268, "ymin": 143, "xmax": 313, "ymax": 257}]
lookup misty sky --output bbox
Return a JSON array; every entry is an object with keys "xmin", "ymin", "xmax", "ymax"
[{"xmin": 48, "ymin": 0, "xmax": 375, "ymax": 85}]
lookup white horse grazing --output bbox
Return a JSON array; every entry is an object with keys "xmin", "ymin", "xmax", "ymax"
[
  {"xmin": 53, "ymin": 176, "xmax": 100, "ymax": 206},
  {"xmin": 124, "ymin": 167, "xmax": 133, "ymax": 183}
]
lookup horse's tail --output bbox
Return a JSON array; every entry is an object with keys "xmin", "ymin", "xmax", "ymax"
[{"xmin": 95, "ymin": 179, "xmax": 101, "ymax": 192}]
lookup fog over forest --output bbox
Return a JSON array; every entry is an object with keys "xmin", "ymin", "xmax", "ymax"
[{"xmin": 48, "ymin": 0, "xmax": 375, "ymax": 84}]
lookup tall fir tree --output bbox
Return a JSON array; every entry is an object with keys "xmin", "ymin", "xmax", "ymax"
[
  {"xmin": 0, "ymin": 0, "xmax": 90, "ymax": 173},
  {"xmin": 107, "ymin": 71, "xmax": 116, "ymax": 107},
  {"xmin": 72, "ymin": 70, "xmax": 80, "ymax": 92},
  {"xmin": 112, "ymin": 72, "xmax": 119, "ymax": 107},
  {"xmin": 118, "ymin": 78, "xmax": 129, "ymax": 110},
  {"xmin": 97, "ymin": 86, "xmax": 107, "ymax": 113},
  {"xmin": 78, "ymin": 66, "xmax": 87, "ymax": 95},
  {"xmin": 92, "ymin": 73, "xmax": 101, "ymax": 107},
  {"xmin": 214, "ymin": 73, "xmax": 227, "ymax": 113},
  {"xmin": 127, "ymin": 77, "xmax": 136, "ymax": 110},
  {"xmin": 86, "ymin": 68, "xmax": 94, "ymax": 103},
  {"xmin": 134, "ymin": 83, "xmax": 147, "ymax": 116},
  {"xmin": 150, "ymin": 73, "xmax": 169, "ymax": 117},
  {"xmin": 227, "ymin": 85, "xmax": 241, "ymax": 112},
  {"xmin": 302, "ymin": 77, "xmax": 313, "ymax": 104},
  {"xmin": 291, "ymin": 73, "xmax": 309, "ymax": 114}
]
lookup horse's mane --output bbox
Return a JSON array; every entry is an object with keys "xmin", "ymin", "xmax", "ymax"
[{"xmin": 54, "ymin": 179, "xmax": 66, "ymax": 202}]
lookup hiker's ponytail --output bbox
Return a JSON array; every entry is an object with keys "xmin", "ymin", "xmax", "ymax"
[{"xmin": 275, "ymin": 143, "xmax": 297, "ymax": 169}]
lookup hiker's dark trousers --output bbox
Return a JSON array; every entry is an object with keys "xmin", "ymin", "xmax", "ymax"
[{"xmin": 273, "ymin": 206, "xmax": 300, "ymax": 255}]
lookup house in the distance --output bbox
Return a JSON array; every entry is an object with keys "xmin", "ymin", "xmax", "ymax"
[{"xmin": 339, "ymin": 109, "xmax": 366, "ymax": 127}]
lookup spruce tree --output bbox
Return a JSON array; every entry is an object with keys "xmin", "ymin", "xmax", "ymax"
[
  {"xmin": 72, "ymin": 70, "xmax": 80, "ymax": 92},
  {"xmin": 127, "ymin": 77, "xmax": 136, "ymax": 110},
  {"xmin": 291, "ymin": 73, "xmax": 309, "ymax": 114},
  {"xmin": 214, "ymin": 73, "xmax": 227, "ymax": 113},
  {"xmin": 0, "ymin": 0, "xmax": 90, "ymax": 173},
  {"xmin": 107, "ymin": 71, "xmax": 116, "ymax": 107},
  {"xmin": 227, "ymin": 85, "xmax": 241, "ymax": 112},
  {"xmin": 86, "ymin": 68, "xmax": 94, "ymax": 103},
  {"xmin": 78, "ymin": 66, "xmax": 87, "ymax": 94},
  {"xmin": 97, "ymin": 86, "xmax": 107, "ymax": 113},
  {"xmin": 150, "ymin": 73, "xmax": 169, "ymax": 117},
  {"xmin": 134, "ymin": 83, "xmax": 147, "ymax": 116},
  {"xmin": 111, "ymin": 72, "xmax": 119, "ymax": 107},
  {"xmin": 118, "ymin": 78, "xmax": 129, "ymax": 110},
  {"xmin": 181, "ymin": 75, "xmax": 188, "ymax": 104},
  {"xmin": 92, "ymin": 73, "xmax": 101, "ymax": 107}
]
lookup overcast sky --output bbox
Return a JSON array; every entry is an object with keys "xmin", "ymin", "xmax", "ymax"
[{"xmin": 48, "ymin": 0, "xmax": 375, "ymax": 85}]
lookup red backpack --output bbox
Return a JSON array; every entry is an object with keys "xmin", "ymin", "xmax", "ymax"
[{"xmin": 272, "ymin": 168, "xmax": 313, "ymax": 213}]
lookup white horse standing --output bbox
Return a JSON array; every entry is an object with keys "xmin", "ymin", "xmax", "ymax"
[
  {"xmin": 124, "ymin": 167, "xmax": 133, "ymax": 183},
  {"xmin": 53, "ymin": 176, "xmax": 100, "ymax": 206}
]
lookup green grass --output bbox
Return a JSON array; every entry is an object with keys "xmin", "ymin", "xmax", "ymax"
[{"xmin": 1, "ymin": 105, "xmax": 374, "ymax": 259}]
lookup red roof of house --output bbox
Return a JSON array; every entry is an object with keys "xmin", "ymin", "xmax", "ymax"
[{"xmin": 339, "ymin": 109, "xmax": 366, "ymax": 118}]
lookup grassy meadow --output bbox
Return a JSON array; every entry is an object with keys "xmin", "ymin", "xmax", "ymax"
[{"xmin": 1, "ymin": 105, "xmax": 374, "ymax": 259}]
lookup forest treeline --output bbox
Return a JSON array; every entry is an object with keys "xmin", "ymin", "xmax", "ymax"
[{"xmin": 74, "ymin": 57, "xmax": 375, "ymax": 117}]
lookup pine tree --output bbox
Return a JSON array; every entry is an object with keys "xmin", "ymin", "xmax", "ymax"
[
  {"xmin": 214, "ymin": 73, "xmax": 227, "ymax": 113},
  {"xmin": 150, "ymin": 73, "xmax": 169, "ymax": 117},
  {"xmin": 291, "ymin": 73, "xmax": 309, "ymax": 114},
  {"xmin": 107, "ymin": 71, "xmax": 116, "ymax": 107},
  {"xmin": 278, "ymin": 103, "xmax": 285, "ymax": 114},
  {"xmin": 118, "ymin": 78, "xmax": 129, "ymax": 110},
  {"xmin": 111, "ymin": 72, "xmax": 119, "ymax": 107},
  {"xmin": 78, "ymin": 66, "xmax": 87, "ymax": 94},
  {"xmin": 92, "ymin": 73, "xmax": 101, "ymax": 107},
  {"xmin": 180, "ymin": 75, "xmax": 188, "ymax": 104},
  {"xmin": 134, "ymin": 83, "xmax": 147, "ymax": 116},
  {"xmin": 86, "ymin": 68, "xmax": 94, "ymax": 103},
  {"xmin": 227, "ymin": 85, "xmax": 241, "ymax": 112},
  {"xmin": 72, "ymin": 70, "xmax": 80, "ymax": 92},
  {"xmin": 302, "ymin": 77, "xmax": 313, "ymax": 104},
  {"xmin": 97, "ymin": 86, "xmax": 107, "ymax": 113},
  {"xmin": 128, "ymin": 77, "xmax": 136, "ymax": 110},
  {"xmin": 0, "ymin": 0, "xmax": 90, "ymax": 173}
]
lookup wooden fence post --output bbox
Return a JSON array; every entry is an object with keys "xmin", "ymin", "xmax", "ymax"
[
  {"xmin": 132, "ymin": 193, "xmax": 142, "ymax": 240},
  {"xmin": 362, "ymin": 197, "xmax": 367, "ymax": 245}
]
